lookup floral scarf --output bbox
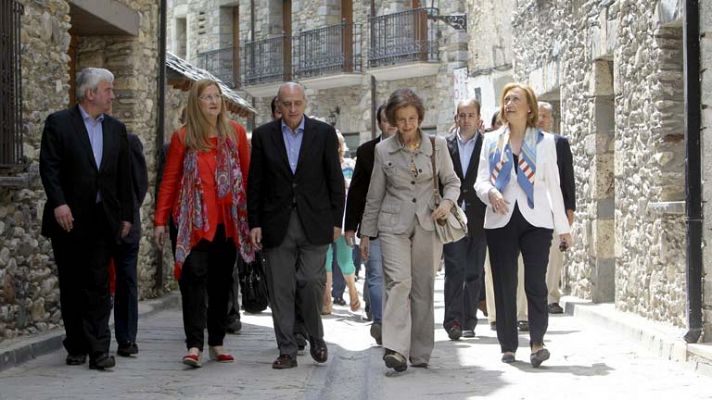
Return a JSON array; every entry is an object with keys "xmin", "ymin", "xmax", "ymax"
[{"xmin": 174, "ymin": 135, "xmax": 254, "ymax": 279}]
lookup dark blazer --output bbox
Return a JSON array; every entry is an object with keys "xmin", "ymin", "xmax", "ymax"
[
  {"xmin": 344, "ymin": 135, "xmax": 380, "ymax": 234},
  {"xmin": 40, "ymin": 105, "xmax": 133, "ymax": 239},
  {"xmin": 122, "ymin": 133, "xmax": 148, "ymax": 244},
  {"xmin": 247, "ymin": 116, "xmax": 345, "ymax": 248},
  {"xmin": 446, "ymin": 132, "xmax": 486, "ymax": 237},
  {"xmin": 554, "ymin": 134, "xmax": 576, "ymax": 212}
]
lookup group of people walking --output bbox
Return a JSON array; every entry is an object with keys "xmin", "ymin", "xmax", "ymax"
[{"xmin": 40, "ymin": 67, "xmax": 574, "ymax": 374}]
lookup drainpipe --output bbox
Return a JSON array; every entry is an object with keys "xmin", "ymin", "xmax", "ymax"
[
  {"xmin": 683, "ymin": 0, "xmax": 702, "ymax": 344},
  {"xmin": 154, "ymin": 0, "xmax": 167, "ymax": 291}
]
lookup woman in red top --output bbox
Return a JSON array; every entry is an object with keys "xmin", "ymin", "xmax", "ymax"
[{"xmin": 154, "ymin": 79, "xmax": 253, "ymax": 367}]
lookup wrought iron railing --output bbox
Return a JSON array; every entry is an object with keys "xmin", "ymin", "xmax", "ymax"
[
  {"xmin": 242, "ymin": 34, "xmax": 289, "ymax": 86},
  {"xmin": 292, "ymin": 23, "xmax": 362, "ymax": 79},
  {"xmin": 197, "ymin": 47, "xmax": 239, "ymax": 88},
  {"xmin": 0, "ymin": 0, "xmax": 24, "ymax": 170},
  {"xmin": 368, "ymin": 8, "xmax": 439, "ymax": 68}
]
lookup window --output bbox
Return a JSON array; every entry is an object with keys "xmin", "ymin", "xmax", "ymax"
[
  {"xmin": 0, "ymin": 0, "xmax": 24, "ymax": 170},
  {"xmin": 342, "ymin": 132, "xmax": 360, "ymax": 159}
]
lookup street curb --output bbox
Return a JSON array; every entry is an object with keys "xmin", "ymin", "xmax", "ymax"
[
  {"xmin": 0, "ymin": 291, "xmax": 180, "ymax": 373},
  {"xmin": 560, "ymin": 296, "xmax": 712, "ymax": 377}
]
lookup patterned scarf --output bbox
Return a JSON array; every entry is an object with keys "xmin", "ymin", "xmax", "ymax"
[
  {"xmin": 174, "ymin": 136, "xmax": 255, "ymax": 278},
  {"xmin": 488, "ymin": 126, "xmax": 543, "ymax": 208}
]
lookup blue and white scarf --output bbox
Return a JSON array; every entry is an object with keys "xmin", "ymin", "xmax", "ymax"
[{"xmin": 488, "ymin": 127, "xmax": 544, "ymax": 208}]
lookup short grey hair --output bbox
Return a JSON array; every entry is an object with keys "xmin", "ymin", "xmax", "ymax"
[
  {"xmin": 538, "ymin": 101, "xmax": 553, "ymax": 112},
  {"xmin": 277, "ymin": 81, "xmax": 307, "ymax": 101},
  {"xmin": 76, "ymin": 68, "xmax": 114, "ymax": 102}
]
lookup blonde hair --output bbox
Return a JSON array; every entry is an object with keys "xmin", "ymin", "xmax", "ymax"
[
  {"xmin": 184, "ymin": 79, "xmax": 234, "ymax": 151},
  {"xmin": 499, "ymin": 82, "xmax": 539, "ymax": 128}
]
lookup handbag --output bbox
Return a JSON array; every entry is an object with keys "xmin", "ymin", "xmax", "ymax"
[
  {"xmin": 429, "ymin": 137, "xmax": 468, "ymax": 244},
  {"xmin": 239, "ymin": 252, "xmax": 270, "ymax": 314}
]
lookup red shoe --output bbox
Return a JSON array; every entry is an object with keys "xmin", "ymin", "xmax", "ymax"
[
  {"xmin": 182, "ymin": 352, "xmax": 202, "ymax": 368},
  {"xmin": 209, "ymin": 347, "xmax": 234, "ymax": 363}
]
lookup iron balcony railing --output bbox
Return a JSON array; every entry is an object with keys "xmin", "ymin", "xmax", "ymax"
[
  {"xmin": 197, "ymin": 47, "xmax": 239, "ymax": 88},
  {"xmin": 368, "ymin": 8, "xmax": 439, "ymax": 69},
  {"xmin": 0, "ymin": 0, "xmax": 24, "ymax": 170},
  {"xmin": 292, "ymin": 23, "xmax": 362, "ymax": 79},
  {"xmin": 242, "ymin": 34, "xmax": 290, "ymax": 86}
]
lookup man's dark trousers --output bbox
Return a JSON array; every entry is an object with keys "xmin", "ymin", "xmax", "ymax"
[
  {"xmin": 113, "ymin": 239, "xmax": 139, "ymax": 346},
  {"xmin": 52, "ymin": 203, "xmax": 113, "ymax": 357},
  {"xmin": 443, "ymin": 230, "xmax": 487, "ymax": 331}
]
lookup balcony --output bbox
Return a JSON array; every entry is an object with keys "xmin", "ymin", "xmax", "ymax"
[
  {"xmin": 292, "ymin": 23, "xmax": 363, "ymax": 90},
  {"xmin": 241, "ymin": 34, "xmax": 290, "ymax": 97},
  {"xmin": 197, "ymin": 47, "xmax": 239, "ymax": 88},
  {"xmin": 368, "ymin": 8, "xmax": 440, "ymax": 81}
]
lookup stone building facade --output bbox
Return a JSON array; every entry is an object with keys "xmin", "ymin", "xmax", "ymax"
[
  {"xmin": 166, "ymin": 0, "xmax": 469, "ymax": 151},
  {"xmin": 0, "ymin": 0, "xmax": 167, "ymax": 342},
  {"xmin": 466, "ymin": 0, "xmax": 710, "ymax": 338}
]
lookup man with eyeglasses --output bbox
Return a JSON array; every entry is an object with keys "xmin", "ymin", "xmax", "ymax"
[{"xmin": 247, "ymin": 82, "xmax": 345, "ymax": 369}]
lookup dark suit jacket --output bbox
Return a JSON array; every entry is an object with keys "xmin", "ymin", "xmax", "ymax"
[
  {"xmin": 247, "ymin": 116, "xmax": 345, "ymax": 248},
  {"xmin": 122, "ymin": 133, "xmax": 148, "ymax": 244},
  {"xmin": 344, "ymin": 135, "xmax": 380, "ymax": 234},
  {"xmin": 554, "ymin": 134, "xmax": 576, "ymax": 212},
  {"xmin": 40, "ymin": 105, "xmax": 133, "ymax": 239},
  {"xmin": 446, "ymin": 132, "xmax": 486, "ymax": 237}
]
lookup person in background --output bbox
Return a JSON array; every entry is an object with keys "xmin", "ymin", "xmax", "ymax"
[
  {"xmin": 537, "ymin": 101, "xmax": 576, "ymax": 315},
  {"xmin": 475, "ymin": 83, "xmax": 572, "ymax": 367},
  {"xmin": 442, "ymin": 98, "xmax": 487, "ymax": 340},
  {"xmin": 154, "ymin": 79, "xmax": 253, "ymax": 368},
  {"xmin": 344, "ymin": 104, "xmax": 397, "ymax": 345},
  {"xmin": 322, "ymin": 131, "xmax": 361, "ymax": 315}
]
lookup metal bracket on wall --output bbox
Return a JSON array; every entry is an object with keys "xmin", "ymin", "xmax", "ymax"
[{"xmin": 425, "ymin": 6, "xmax": 467, "ymax": 31}]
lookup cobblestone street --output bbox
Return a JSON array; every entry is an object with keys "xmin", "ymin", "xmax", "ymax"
[{"xmin": 0, "ymin": 274, "xmax": 709, "ymax": 400}]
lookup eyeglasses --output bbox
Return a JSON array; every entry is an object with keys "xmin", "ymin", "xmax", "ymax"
[{"xmin": 199, "ymin": 94, "xmax": 221, "ymax": 102}]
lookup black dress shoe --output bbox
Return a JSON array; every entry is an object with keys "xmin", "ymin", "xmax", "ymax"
[
  {"xmin": 446, "ymin": 323, "xmax": 462, "ymax": 340},
  {"xmin": 333, "ymin": 297, "xmax": 346, "ymax": 306},
  {"xmin": 89, "ymin": 354, "xmax": 116, "ymax": 370},
  {"xmin": 530, "ymin": 348, "xmax": 550, "ymax": 368},
  {"xmin": 308, "ymin": 337, "xmax": 328, "ymax": 363},
  {"xmin": 548, "ymin": 303, "xmax": 564, "ymax": 314},
  {"xmin": 501, "ymin": 352, "xmax": 516, "ymax": 363},
  {"xmin": 65, "ymin": 353, "xmax": 87, "ymax": 366},
  {"xmin": 117, "ymin": 342, "xmax": 139, "ymax": 357},
  {"xmin": 295, "ymin": 332, "xmax": 307, "ymax": 353},
  {"xmin": 272, "ymin": 354, "xmax": 297, "ymax": 369}
]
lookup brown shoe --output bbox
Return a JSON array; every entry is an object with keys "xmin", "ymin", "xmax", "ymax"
[
  {"xmin": 478, "ymin": 300, "xmax": 488, "ymax": 317},
  {"xmin": 272, "ymin": 354, "xmax": 297, "ymax": 369}
]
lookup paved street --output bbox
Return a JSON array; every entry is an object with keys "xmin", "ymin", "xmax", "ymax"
[{"xmin": 0, "ymin": 274, "xmax": 710, "ymax": 400}]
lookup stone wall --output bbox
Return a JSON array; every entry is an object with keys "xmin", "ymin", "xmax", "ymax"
[
  {"xmin": 700, "ymin": 0, "xmax": 712, "ymax": 340},
  {"xmin": 0, "ymin": 0, "xmax": 71, "ymax": 342},
  {"xmin": 511, "ymin": 0, "xmax": 687, "ymax": 328}
]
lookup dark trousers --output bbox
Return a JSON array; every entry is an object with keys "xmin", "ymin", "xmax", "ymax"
[
  {"xmin": 178, "ymin": 225, "xmax": 236, "ymax": 350},
  {"xmin": 331, "ymin": 248, "xmax": 345, "ymax": 299},
  {"xmin": 264, "ymin": 211, "xmax": 328, "ymax": 358},
  {"xmin": 113, "ymin": 239, "xmax": 139, "ymax": 345},
  {"xmin": 485, "ymin": 205, "xmax": 553, "ymax": 353},
  {"xmin": 443, "ymin": 230, "xmax": 487, "ymax": 331},
  {"xmin": 51, "ymin": 203, "xmax": 113, "ymax": 359},
  {"xmin": 228, "ymin": 257, "xmax": 241, "ymax": 317}
]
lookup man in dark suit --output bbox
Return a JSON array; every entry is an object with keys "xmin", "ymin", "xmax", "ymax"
[
  {"xmin": 248, "ymin": 82, "xmax": 345, "ymax": 369},
  {"xmin": 113, "ymin": 132, "xmax": 148, "ymax": 357},
  {"xmin": 344, "ymin": 104, "xmax": 397, "ymax": 345},
  {"xmin": 537, "ymin": 102, "xmax": 576, "ymax": 314},
  {"xmin": 40, "ymin": 67, "xmax": 133, "ymax": 370},
  {"xmin": 442, "ymin": 98, "xmax": 487, "ymax": 340}
]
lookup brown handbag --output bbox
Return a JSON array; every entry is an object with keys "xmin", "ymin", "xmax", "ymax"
[{"xmin": 429, "ymin": 137, "xmax": 468, "ymax": 244}]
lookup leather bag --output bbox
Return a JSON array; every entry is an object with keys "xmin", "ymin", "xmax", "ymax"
[
  {"xmin": 429, "ymin": 137, "xmax": 468, "ymax": 244},
  {"xmin": 239, "ymin": 252, "xmax": 270, "ymax": 314}
]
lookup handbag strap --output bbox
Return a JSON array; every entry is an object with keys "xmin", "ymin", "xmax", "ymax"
[{"xmin": 429, "ymin": 137, "xmax": 439, "ymax": 204}]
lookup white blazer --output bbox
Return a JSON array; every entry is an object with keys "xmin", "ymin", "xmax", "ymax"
[{"xmin": 474, "ymin": 128, "xmax": 570, "ymax": 234}]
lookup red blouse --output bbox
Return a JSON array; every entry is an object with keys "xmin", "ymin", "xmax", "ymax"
[{"xmin": 154, "ymin": 121, "xmax": 250, "ymax": 245}]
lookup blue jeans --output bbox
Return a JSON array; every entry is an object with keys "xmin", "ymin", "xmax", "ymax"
[{"xmin": 365, "ymin": 238, "xmax": 384, "ymax": 323}]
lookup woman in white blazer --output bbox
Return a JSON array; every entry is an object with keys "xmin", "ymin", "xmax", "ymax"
[{"xmin": 474, "ymin": 83, "xmax": 572, "ymax": 367}]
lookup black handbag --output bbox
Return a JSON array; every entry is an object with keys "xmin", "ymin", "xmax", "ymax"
[{"xmin": 239, "ymin": 252, "xmax": 270, "ymax": 314}]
